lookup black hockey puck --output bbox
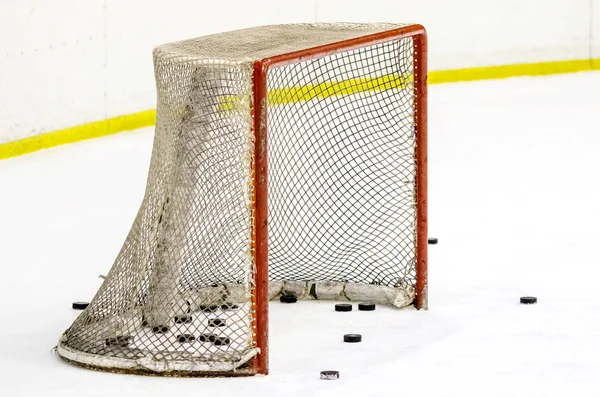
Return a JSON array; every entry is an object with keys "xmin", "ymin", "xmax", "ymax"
[
  {"xmin": 358, "ymin": 302, "xmax": 376, "ymax": 311},
  {"xmin": 200, "ymin": 304, "xmax": 219, "ymax": 313},
  {"xmin": 520, "ymin": 296, "xmax": 537, "ymax": 304},
  {"xmin": 198, "ymin": 334, "xmax": 217, "ymax": 343},
  {"xmin": 72, "ymin": 301, "xmax": 89, "ymax": 310},
  {"xmin": 176, "ymin": 334, "xmax": 196, "ymax": 343},
  {"xmin": 151, "ymin": 325, "xmax": 170, "ymax": 334},
  {"xmin": 428, "ymin": 237, "xmax": 438, "ymax": 245},
  {"xmin": 213, "ymin": 336, "xmax": 231, "ymax": 346},
  {"xmin": 221, "ymin": 302, "xmax": 239, "ymax": 311},
  {"xmin": 174, "ymin": 315, "xmax": 193, "ymax": 324},
  {"xmin": 208, "ymin": 318, "xmax": 225, "ymax": 327},
  {"xmin": 335, "ymin": 303, "xmax": 352, "ymax": 312},
  {"xmin": 105, "ymin": 336, "xmax": 132, "ymax": 347},
  {"xmin": 320, "ymin": 370, "xmax": 339, "ymax": 380},
  {"xmin": 343, "ymin": 334, "xmax": 362, "ymax": 343},
  {"xmin": 280, "ymin": 294, "xmax": 297, "ymax": 303}
]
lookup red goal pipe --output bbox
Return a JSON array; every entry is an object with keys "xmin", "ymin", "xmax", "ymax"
[
  {"xmin": 252, "ymin": 60, "xmax": 270, "ymax": 375},
  {"xmin": 263, "ymin": 24, "xmax": 428, "ymax": 68},
  {"xmin": 414, "ymin": 30, "xmax": 428, "ymax": 310}
]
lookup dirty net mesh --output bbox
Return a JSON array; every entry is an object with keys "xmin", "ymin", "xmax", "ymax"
[{"xmin": 57, "ymin": 23, "xmax": 418, "ymax": 375}]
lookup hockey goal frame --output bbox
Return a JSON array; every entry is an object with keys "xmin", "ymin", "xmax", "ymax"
[{"xmin": 251, "ymin": 24, "xmax": 428, "ymax": 375}]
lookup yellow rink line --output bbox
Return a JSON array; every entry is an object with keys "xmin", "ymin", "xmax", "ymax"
[
  {"xmin": 0, "ymin": 110, "xmax": 156, "ymax": 160},
  {"xmin": 218, "ymin": 74, "xmax": 413, "ymax": 110},
  {"xmin": 429, "ymin": 58, "xmax": 599, "ymax": 84},
  {"xmin": 1, "ymin": 57, "xmax": 599, "ymax": 160}
]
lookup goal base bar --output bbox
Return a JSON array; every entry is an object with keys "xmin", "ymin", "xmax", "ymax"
[
  {"xmin": 269, "ymin": 281, "xmax": 415, "ymax": 308},
  {"xmin": 56, "ymin": 340, "xmax": 259, "ymax": 376},
  {"xmin": 57, "ymin": 355, "xmax": 258, "ymax": 377}
]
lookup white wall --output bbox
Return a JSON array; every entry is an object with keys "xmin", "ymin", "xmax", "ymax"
[
  {"xmin": 0, "ymin": 1, "xmax": 106, "ymax": 143},
  {"xmin": 317, "ymin": 0, "xmax": 592, "ymax": 70},
  {"xmin": 594, "ymin": 0, "xmax": 600, "ymax": 59},
  {"xmin": 105, "ymin": 1, "xmax": 315, "ymax": 123},
  {"xmin": 0, "ymin": 0, "xmax": 598, "ymax": 144}
]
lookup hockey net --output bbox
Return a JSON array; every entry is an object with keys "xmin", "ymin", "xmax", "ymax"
[{"xmin": 57, "ymin": 23, "xmax": 427, "ymax": 376}]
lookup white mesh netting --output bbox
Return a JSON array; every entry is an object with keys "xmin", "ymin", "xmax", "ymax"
[{"xmin": 57, "ymin": 23, "xmax": 421, "ymax": 376}]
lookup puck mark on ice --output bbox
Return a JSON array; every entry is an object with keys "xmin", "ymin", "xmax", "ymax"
[
  {"xmin": 320, "ymin": 370, "xmax": 339, "ymax": 380},
  {"xmin": 280, "ymin": 294, "xmax": 298, "ymax": 303},
  {"xmin": 72, "ymin": 302, "xmax": 89, "ymax": 310},
  {"xmin": 208, "ymin": 318, "xmax": 226, "ymax": 327},
  {"xmin": 343, "ymin": 334, "xmax": 362, "ymax": 343},
  {"xmin": 520, "ymin": 296, "xmax": 537, "ymax": 304},
  {"xmin": 152, "ymin": 325, "xmax": 170, "ymax": 334},
  {"xmin": 105, "ymin": 336, "xmax": 132, "ymax": 347},
  {"xmin": 335, "ymin": 303, "xmax": 352, "ymax": 312},
  {"xmin": 213, "ymin": 337, "xmax": 231, "ymax": 346},
  {"xmin": 221, "ymin": 302, "xmax": 239, "ymax": 311},
  {"xmin": 199, "ymin": 334, "xmax": 217, "ymax": 343},
  {"xmin": 358, "ymin": 302, "xmax": 376, "ymax": 311},
  {"xmin": 176, "ymin": 334, "xmax": 196, "ymax": 343},
  {"xmin": 174, "ymin": 315, "xmax": 193, "ymax": 324}
]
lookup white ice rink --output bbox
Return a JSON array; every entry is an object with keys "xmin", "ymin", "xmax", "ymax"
[{"xmin": 1, "ymin": 71, "xmax": 600, "ymax": 396}]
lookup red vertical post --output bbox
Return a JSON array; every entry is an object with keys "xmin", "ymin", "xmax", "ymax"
[
  {"xmin": 414, "ymin": 29, "xmax": 429, "ymax": 310},
  {"xmin": 252, "ymin": 60, "xmax": 270, "ymax": 374}
]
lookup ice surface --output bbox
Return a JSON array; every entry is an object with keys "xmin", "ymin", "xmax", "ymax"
[{"xmin": 1, "ymin": 71, "xmax": 600, "ymax": 396}]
